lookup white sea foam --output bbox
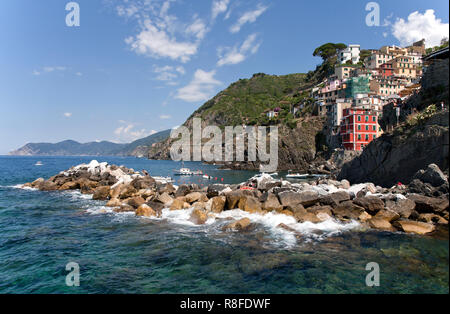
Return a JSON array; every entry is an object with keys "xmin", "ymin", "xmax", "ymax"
[{"xmin": 8, "ymin": 184, "xmax": 38, "ymax": 191}]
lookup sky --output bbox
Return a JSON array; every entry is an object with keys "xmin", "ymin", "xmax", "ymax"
[{"xmin": 0, "ymin": 0, "xmax": 448, "ymax": 154}]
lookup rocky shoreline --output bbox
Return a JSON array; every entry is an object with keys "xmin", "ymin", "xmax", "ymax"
[{"xmin": 23, "ymin": 160, "xmax": 449, "ymax": 237}]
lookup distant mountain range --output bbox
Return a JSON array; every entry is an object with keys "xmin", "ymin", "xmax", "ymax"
[{"xmin": 8, "ymin": 129, "xmax": 171, "ymax": 157}]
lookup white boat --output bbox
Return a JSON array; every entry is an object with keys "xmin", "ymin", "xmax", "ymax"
[
  {"xmin": 35, "ymin": 161, "xmax": 43, "ymax": 166},
  {"xmin": 174, "ymin": 168, "xmax": 203, "ymax": 176}
]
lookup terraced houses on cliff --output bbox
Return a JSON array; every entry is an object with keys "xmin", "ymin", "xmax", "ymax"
[{"xmin": 315, "ymin": 40, "xmax": 426, "ymax": 151}]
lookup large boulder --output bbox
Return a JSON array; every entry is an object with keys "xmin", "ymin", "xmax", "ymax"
[
  {"xmin": 261, "ymin": 193, "xmax": 283, "ymax": 212},
  {"xmin": 385, "ymin": 198, "xmax": 418, "ymax": 219},
  {"xmin": 418, "ymin": 213, "xmax": 448, "ymax": 225},
  {"xmin": 206, "ymin": 184, "xmax": 228, "ymax": 198},
  {"xmin": 170, "ymin": 198, "xmax": 185, "ymax": 210},
  {"xmin": 92, "ymin": 186, "xmax": 110, "ymax": 200},
  {"xmin": 374, "ymin": 209, "xmax": 400, "ymax": 223},
  {"xmin": 413, "ymin": 164, "xmax": 448, "ymax": 187},
  {"xmin": 353, "ymin": 196, "xmax": 385, "ymax": 215},
  {"xmin": 106, "ymin": 198, "xmax": 122, "ymax": 207},
  {"xmin": 118, "ymin": 184, "xmax": 137, "ymax": 199},
  {"xmin": 307, "ymin": 205, "xmax": 333, "ymax": 221},
  {"xmin": 175, "ymin": 185, "xmax": 191, "ymax": 197},
  {"xmin": 407, "ymin": 194, "xmax": 449, "ymax": 214},
  {"xmin": 368, "ymin": 218, "xmax": 395, "ymax": 231},
  {"xmin": 59, "ymin": 181, "xmax": 79, "ymax": 191},
  {"xmin": 407, "ymin": 179, "xmax": 435, "ymax": 196},
  {"xmin": 135, "ymin": 204, "xmax": 156, "ymax": 217},
  {"xmin": 226, "ymin": 190, "xmax": 245, "ymax": 210},
  {"xmin": 238, "ymin": 196, "xmax": 263, "ymax": 214},
  {"xmin": 210, "ymin": 196, "xmax": 226, "ymax": 213},
  {"xmin": 393, "ymin": 220, "xmax": 436, "ymax": 235},
  {"xmin": 146, "ymin": 201, "xmax": 165, "ymax": 216},
  {"xmin": 185, "ymin": 192, "xmax": 207, "ymax": 204},
  {"xmin": 189, "ymin": 208, "xmax": 208, "ymax": 225},
  {"xmin": 278, "ymin": 191, "xmax": 320, "ymax": 208},
  {"xmin": 295, "ymin": 212, "xmax": 322, "ymax": 223},
  {"xmin": 77, "ymin": 178, "xmax": 98, "ymax": 194},
  {"xmin": 320, "ymin": 191, "xmax": 351, "ymax": 207},
  {"xmin": 332, "ymin": 201, "xmax": 365, "ymax": 220},
  {"xmin": 157, "ymin": 192, "xmax": 174, "ymax": 205},
  {"xmin": 39, "ymin": 180, "xmax": 59, "ymax": 191},
  {"xmin": 126, "ymin": 196, "xmax": 146, "ymax": 209},
  {"xmin": 31, "ymin": 178, "xmax": 45, "ymax": 188}
]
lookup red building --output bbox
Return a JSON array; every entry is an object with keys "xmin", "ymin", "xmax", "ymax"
[
  {"xmin": 379, "ymin": 63, "xmax": 394, "ymax": 78},
  {"xmin": 340, "ymin": 108, "xmax": 381, "ymax": 151}
]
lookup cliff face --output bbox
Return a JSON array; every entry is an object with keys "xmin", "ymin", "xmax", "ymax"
[{"xmin": 338, "ymin": 111, "xmax": 449, "ymax": 187}]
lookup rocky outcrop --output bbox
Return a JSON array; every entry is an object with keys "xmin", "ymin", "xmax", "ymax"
[
  {"xmin": 24, "ymin": 160, "xmax": 449, "ymax": 236},
  {"xmin": 338, "ymin": 111, "xmax": 449, "ymax": 187}
]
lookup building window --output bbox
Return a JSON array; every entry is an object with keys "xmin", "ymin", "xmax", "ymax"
[
  {"xmin": 373, "ymin": 125, "xmax": 376, "ymax": 131},
  {"xmin": 358, "ymin": 125, "xmax": 361, "ymax": 130},
  {"xmin": 358, "ymin": 135, "xmax": 361, "ymax": 140},
  {"xmin": 366, "ymin": 125, "xmax": 369, "ymax": 131},
  {"xmin": 358, "ymin": 116, "xmax": 361, "ymax": 121},
  {"xmin": 365, "ymin": 135, "xmax": 369, "ymax": 141}
]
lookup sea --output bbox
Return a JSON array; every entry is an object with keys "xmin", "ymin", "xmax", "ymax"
[{"xmin": 0, "ymin": 156, "xmax": 448, "ymax": 294}]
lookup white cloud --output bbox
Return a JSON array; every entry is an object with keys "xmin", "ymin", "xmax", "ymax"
[
  {"xmin": 230, "ymin": 4, "xmax": 268, "ymax": 33},
  {"xmin": 114, "ymin": 120, "xmax": 157, "ymax": 142},
  {"xmin": 120, "ymin": 1, "xmax": 210, "ymax": 63},
  {"xmin": 212, "ymin": 0, "xmax": 230, "ymax": 20},
  {"xmin": 63, "ymin": 112, "xmax": 72, "ymax": 118},
  {"xmin": 43, "ymin": 66, "xmax": 67, "ymax": 73},
  {"xmin": 153, "ymin": 65, "xmax": 185, "ymax": 83},
  {"xmin": 159, "ymin": 114, "xmax": 172, "ymax": 120},
  {"xmin": 217, "ymin": 33, "xmax": 261, "ymax": 66},
  {"xmin": 32, "ymin": 66, "xmax": 81, "ymax": 76},
  {"xmin": 186, "ymin": 18, "xmax": 208, "ymax": 40},
  {"xmin": 392, "ymin": 10, "xmax": 449, "ymax": 48},
  {"xmin": 126, "ymin": 19, "xmax": 198, "ymax": 63},
  {"xmin": 176, "ymin": 69, "xmax": 222, "ymax": 102}
]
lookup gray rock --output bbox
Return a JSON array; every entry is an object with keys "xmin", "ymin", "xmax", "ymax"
[{"xmin": 413, "ymin": 164, "xmax": 448, "ymax": 187}]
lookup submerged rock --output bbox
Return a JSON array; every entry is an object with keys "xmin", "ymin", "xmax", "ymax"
[{"xmin": 223, "ymin": 218, "xmax": 252, "ymax": 231}]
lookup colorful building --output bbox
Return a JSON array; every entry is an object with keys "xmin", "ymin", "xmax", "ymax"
[{"xmin": 340, "ymin": 108, "xmax": 381, "ymax": 151}]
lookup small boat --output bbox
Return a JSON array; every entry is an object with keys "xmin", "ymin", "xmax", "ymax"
[
  {"xmin": 35, "ymin": 161, "xmax": 43, "ymax": 166},
  {"xmin": 202, "ymin": 175, "xmax": 212, "ymax": 179},
  {"xmin": 174, "ymin": 168, "xmax": 203, "ymax": 176}
]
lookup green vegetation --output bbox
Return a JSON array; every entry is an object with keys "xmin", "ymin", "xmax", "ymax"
[
  {"xmin": 189, "ymin": 73, "xmax": 316, "ymax": 127},
  {"xmin": 313, "ymin": 43, "xmax": 347, "ymax": 61},
  {"xmin": 425, "ymin": 37, "xmax": 449, "ymax": 54}
]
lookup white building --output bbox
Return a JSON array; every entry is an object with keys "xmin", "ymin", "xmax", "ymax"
[{"xmin": 338, "ymin": 44, "xmax": 361, "ymax": 65}]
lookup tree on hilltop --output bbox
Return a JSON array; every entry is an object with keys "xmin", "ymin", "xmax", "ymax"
[{"xmin": 313, "ymin": 43, "xmax": 347, "ymax": 61}]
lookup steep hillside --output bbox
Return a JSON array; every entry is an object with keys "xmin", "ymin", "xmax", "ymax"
[{"xmin": 148, "ymin": 73, "xmax": 328, "ymax": 170}]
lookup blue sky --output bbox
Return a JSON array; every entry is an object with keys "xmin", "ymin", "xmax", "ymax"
[{"xmin": 0, "ymin": 0, "xmax": 448, "ymax": 154}]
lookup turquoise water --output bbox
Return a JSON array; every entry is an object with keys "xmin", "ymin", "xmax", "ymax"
[{"xmin": 0, "ymin": 156, "xmax": 448, "ymax": 294}]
